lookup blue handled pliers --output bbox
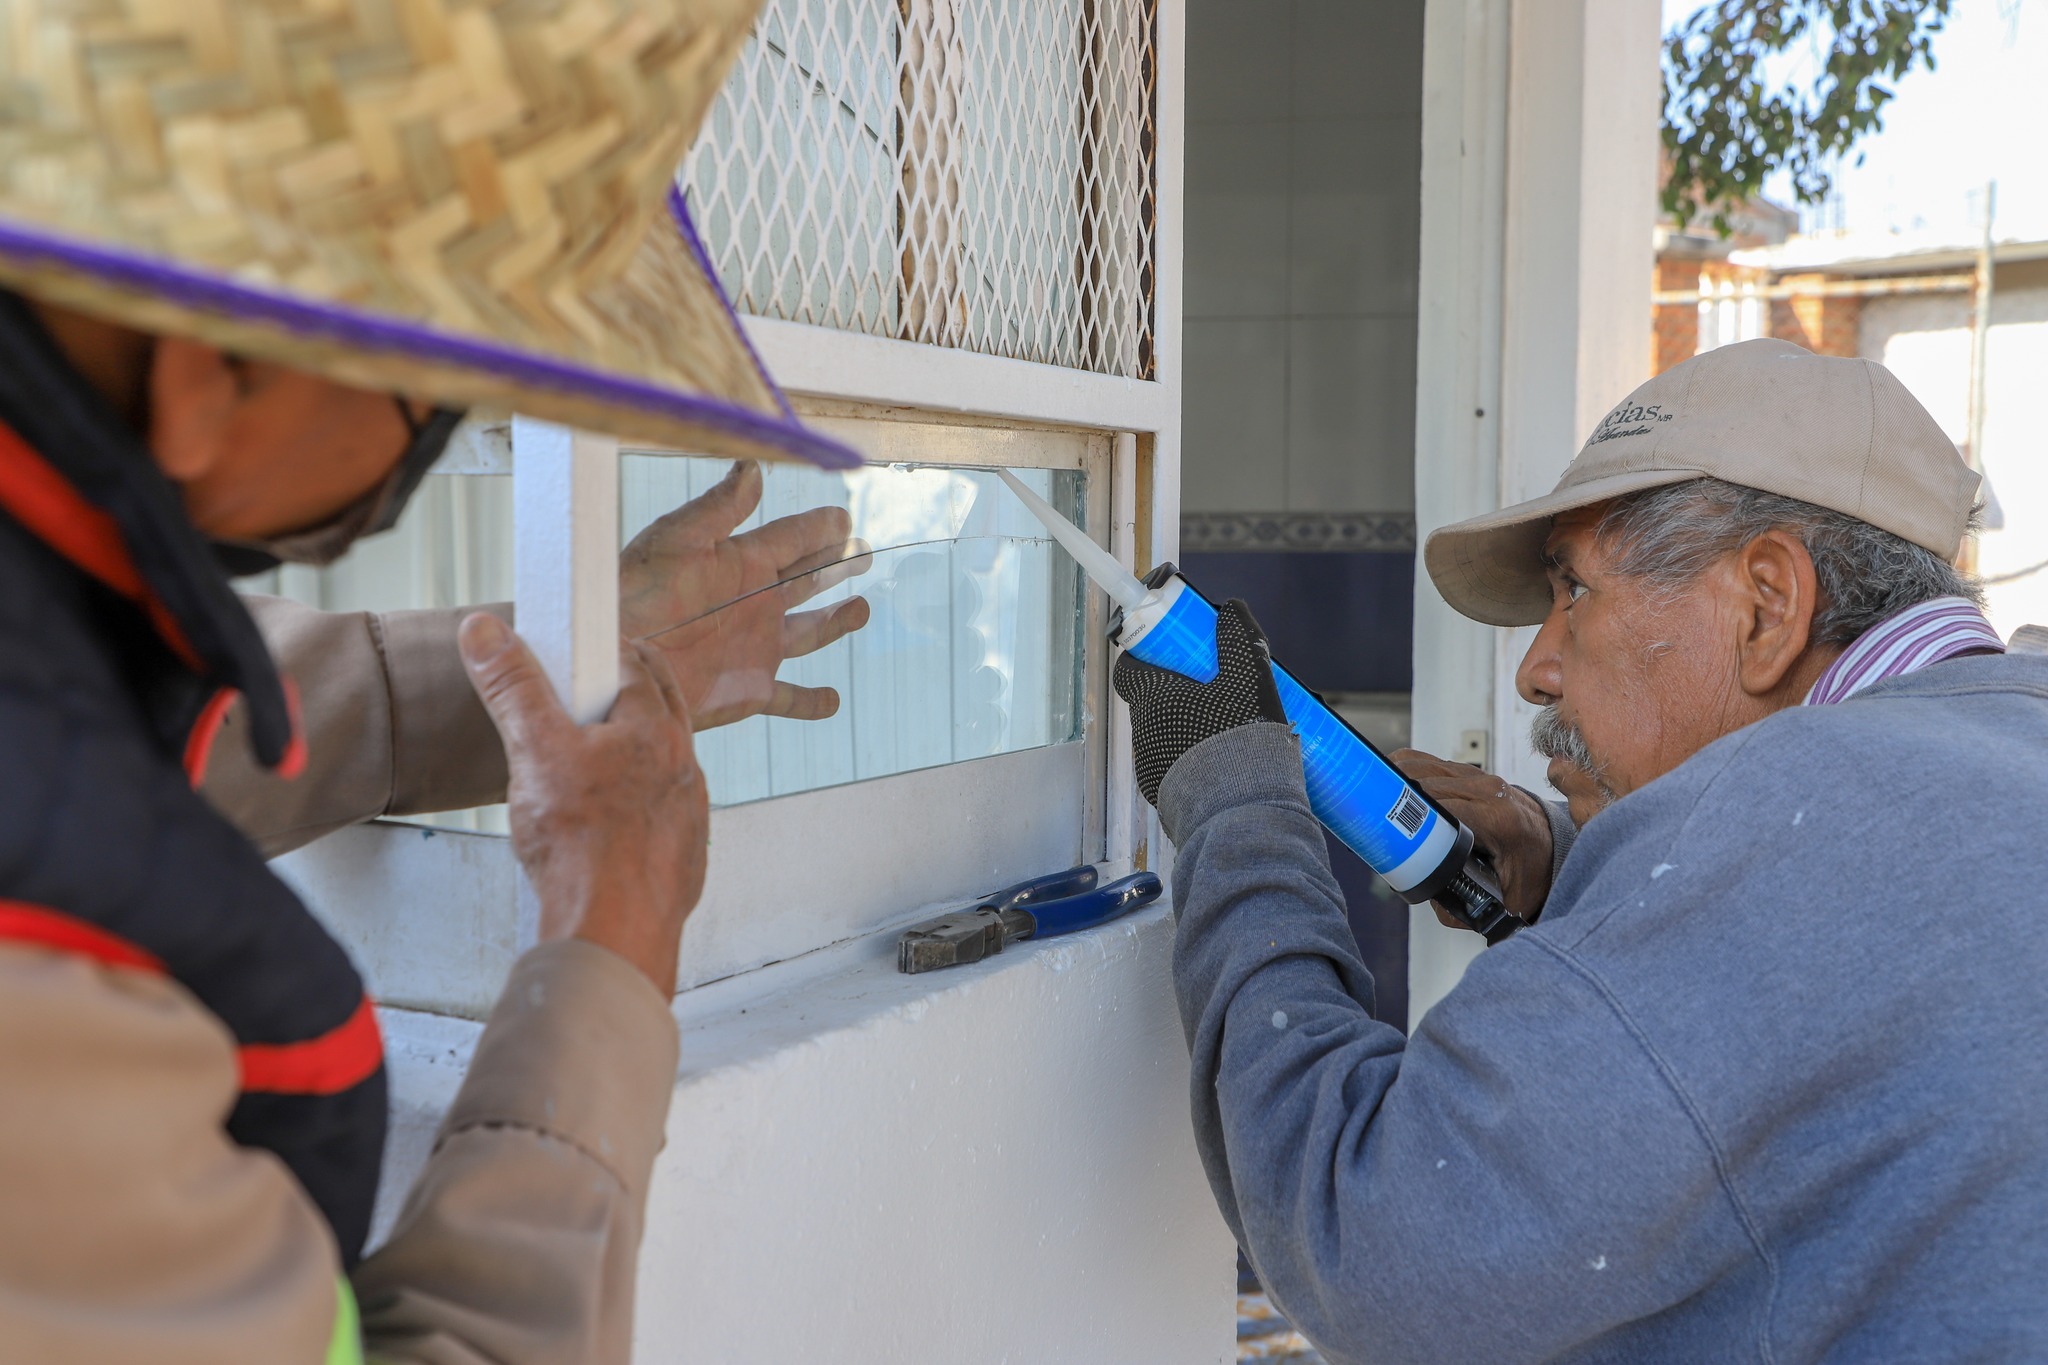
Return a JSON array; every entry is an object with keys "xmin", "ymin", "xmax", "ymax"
[{"xmin": 896, "ymin": 864, "xmax": 1163, "ymax": 974}]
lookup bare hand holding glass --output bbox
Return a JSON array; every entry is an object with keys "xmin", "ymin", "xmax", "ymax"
[
  {"xmin": 459, "ymin": 614, "xmax": 707, "ymax": 994},
  {"xmin": 618, "ymin": 459, "xmax": 873, "ymax": 729}
]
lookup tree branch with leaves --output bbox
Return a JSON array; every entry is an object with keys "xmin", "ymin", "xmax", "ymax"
[{"xmin": 1662, "ymin": 0, "xmax": 1954, "ymax": 229}]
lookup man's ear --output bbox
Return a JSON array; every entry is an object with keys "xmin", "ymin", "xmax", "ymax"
[
  {"xmin": 147, "ymin": 336, "xmax": 241, "ymax": 483},
  {"xmin": 1734, "ymin": 528, "xmax": 1819, "ymax": 697}
]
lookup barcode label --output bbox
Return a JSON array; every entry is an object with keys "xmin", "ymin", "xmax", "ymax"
[{"xmin": 1387, "ymin": 787, "xmax": 1429, "ymax": 839}]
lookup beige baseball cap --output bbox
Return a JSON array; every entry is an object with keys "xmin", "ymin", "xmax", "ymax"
[{"xmin": 1423, "ymin": 338, "xmax": 1980, "ymax": 626}]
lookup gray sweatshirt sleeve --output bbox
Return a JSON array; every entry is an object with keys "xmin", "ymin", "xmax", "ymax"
[
  {"xmin": 1517, "ymin": 787, "xmax": 1579, "ymax": 900},
  {"xmin": 1159, "ymin": 725, "xmax": 1755, "ymax": 1364}
]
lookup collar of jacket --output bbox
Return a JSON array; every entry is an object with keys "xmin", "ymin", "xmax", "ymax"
[{"xmin": 0, "ymin": 293, "xmax": 297, "ymax": 769}]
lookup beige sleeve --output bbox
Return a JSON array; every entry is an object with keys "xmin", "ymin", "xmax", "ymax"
[
  {"xmin": 0, "ymin": 944, "xmax": 340, "ymax": 1365},
  {"xmin": 354, "ymin": 939, "xmax": 681, "ymax": 1365},
  {"xmin": 0, "ymin": 938, "xmax": 679, "ymax": 1365},
  {"xmin": 203, "ymin": 596, "xmax": 511, "ymax": 857}
]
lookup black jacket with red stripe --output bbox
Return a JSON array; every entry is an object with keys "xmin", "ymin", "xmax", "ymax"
[{"xmin": 0, "ymin": 304, "xmax": 386, "ymax": 1265}]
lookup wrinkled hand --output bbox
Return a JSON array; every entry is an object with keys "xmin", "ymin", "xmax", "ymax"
[
  {"xmin": 459, "ymin": 612, "xmax": 707, "ymax": 995},
  {"xmin": 1390, "ymin": 750, "xmax": 1553, "ymax": 928},
  {"xmin": 618, "ymin": 460, "xmax": 871, "ymax": 730}
]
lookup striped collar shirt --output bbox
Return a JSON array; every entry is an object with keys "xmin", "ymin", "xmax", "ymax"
[{"xmin": 1806, "ymin": 596, "xmax": 2006, "ymax": 707}]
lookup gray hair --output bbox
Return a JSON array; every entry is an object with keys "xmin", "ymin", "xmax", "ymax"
[{"xmin": 1592, "ymin": 478, "xmax": 1980, "ymax": 645}]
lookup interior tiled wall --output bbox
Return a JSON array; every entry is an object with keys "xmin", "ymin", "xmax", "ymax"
[
  {"xmin": 1182, "ymin": 0, "xmax": 1423, "ymax": 517},
  {"xmin": 1180, "ymin": 0, "xmax": 1424, "ymax": 695}
]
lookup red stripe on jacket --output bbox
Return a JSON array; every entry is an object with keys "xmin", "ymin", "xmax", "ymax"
[
  {"xmin": 0, "ymin": 421, "xmax": 306, "ymax": 785},
  {"xmin": 183, "ymin": 687, "xmax": 239, "ymax": 788},
  {"xmin": 0, "ymin": 900, "xmax": 166, "ymax": 974},
  {"xmin": 236, "ymin": 995, "xmax": 384, "ymax": 1095},
  {"xmin": 0, "ymin": 900, "xmax": 381, "ymax": 1094},
  {"xmin": 0, "ymin": 419, "xmax": 205, "ymax": 672}
]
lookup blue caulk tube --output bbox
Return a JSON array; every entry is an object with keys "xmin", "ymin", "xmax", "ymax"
[{"xmin": 997, "ymin": 472, "xmax": 1521, "ymax": 940}]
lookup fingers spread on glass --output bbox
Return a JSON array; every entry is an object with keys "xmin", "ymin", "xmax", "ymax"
[
  {"xmin": 763, "ymin": 678, "xmax": 842, "ymax": 722},
  {"xmin": 737, "ymin": 501, "xmax": 855, "ymax": 573},
  {"xmin": 782, "ymin": 597, "xmax": 872, "ymax": 660},
  {"xmin": 641, "ymin": 458, "xmax": 762, "ymax": 548},
  {"xmin": 774, "ymin": 536, "xmax": 876, "ymax": 611},
  {"xmin": 611, "ymin": 459, "xmax": 1090, "ymax": 812}
]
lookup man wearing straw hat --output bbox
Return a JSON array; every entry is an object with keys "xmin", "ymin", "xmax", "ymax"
[
  {"xmin": 0, "ymin": 1, "xmax": 860, "ymax": 1360},
  {"xmin": 1117, "ymin": 340, "xmax": 2048, "ymax": 1360}
]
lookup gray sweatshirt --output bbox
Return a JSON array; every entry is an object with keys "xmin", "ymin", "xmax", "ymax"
[{"xmin": 1160, "ymin": 651, "xmax": 2048, "ymax": 1364}]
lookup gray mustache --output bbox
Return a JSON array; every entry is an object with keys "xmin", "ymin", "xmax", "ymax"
[{"xmin": 1530, "ymin": 707, "xmax": 1598, "ymax": 773}]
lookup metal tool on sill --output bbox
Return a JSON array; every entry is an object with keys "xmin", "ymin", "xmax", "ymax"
[{"xmin": 897, "ymin": 864, "xmax": 1164, "ymax": 974}]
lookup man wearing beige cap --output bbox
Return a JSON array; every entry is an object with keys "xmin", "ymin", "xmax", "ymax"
[{"xmin": 1116, "ymin": 339, "xmax": 2048, "ymax": 1362}]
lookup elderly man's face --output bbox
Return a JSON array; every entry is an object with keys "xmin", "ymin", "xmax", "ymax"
[{"xmin": 1513, "ymin": 504, "xmax": 1826, "ymax": 826}]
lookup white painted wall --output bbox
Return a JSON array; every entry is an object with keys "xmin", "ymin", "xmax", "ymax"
[
  {"xmin": 372, "ymin": 904, "xmax": 1234, "ymax": 1365},
  {"xmin": 1409, "ymin": 0, "xmax": 1659, "ymax": 1019},
  {"xmin": 1858, "ymin": 270, "xmax": 2048, "ymax": 634}
]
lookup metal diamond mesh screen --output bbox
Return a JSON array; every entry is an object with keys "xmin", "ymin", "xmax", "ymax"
[{"xmin": 681, "ymin": 0, "xmax": 1157, "ymax": 379}]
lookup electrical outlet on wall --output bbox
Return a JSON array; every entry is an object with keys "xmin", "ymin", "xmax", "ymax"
[{"xmin": 1456, "ymin": 729, "xmax": 1490, "ymax": 769}]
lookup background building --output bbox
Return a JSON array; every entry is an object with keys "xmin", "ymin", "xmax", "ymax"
[
  {"xmin": 1651, "ymin": 190, "xmax": 1798, "ymax": 372},
  {"xmin": 1650, "ymin": 223, "xmax": 2048, "ymax": 638}
]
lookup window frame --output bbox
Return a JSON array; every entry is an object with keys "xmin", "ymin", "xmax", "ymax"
[{"xmin": 280, "ymin": 317, "xmax": 1182, "ymax": 1012}]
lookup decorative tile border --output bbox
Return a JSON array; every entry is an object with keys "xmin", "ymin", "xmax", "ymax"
[{"xmin": 1180, "ymin": 511, "xmax": 1417, "ymax": 554}]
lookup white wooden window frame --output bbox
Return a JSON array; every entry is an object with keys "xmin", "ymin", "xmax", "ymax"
[
  {"xmin": 654, "ymin": 406, "xmax": 1116, "ymax": 992},
  {"xmin": 557, "ymin": 323, "xmax": 1184, "ymax": 993},
  {"xmin": 287, "ymin": 314, "xmax": 1183, "ymax": 1017}
]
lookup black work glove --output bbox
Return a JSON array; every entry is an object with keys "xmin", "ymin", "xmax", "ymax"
[{"xmin": 1113, "ymin": 595, "xmax": 1288, "ymax": 807}]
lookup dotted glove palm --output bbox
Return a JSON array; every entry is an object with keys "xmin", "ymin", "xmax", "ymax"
[{"xmin": 1113, "ymin": 596, "xmax": 1288, "ymax": 807}]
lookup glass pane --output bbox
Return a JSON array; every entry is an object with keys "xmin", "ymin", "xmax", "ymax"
[
  {"xmin": 622, "ymin": 456, "xmax": 1087, "ymax": 807},
  {"xmin": 242, "ymin": 458, "xmax": 1089, "ymax": 827}
]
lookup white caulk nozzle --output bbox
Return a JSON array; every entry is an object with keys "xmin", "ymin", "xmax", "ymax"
[{"xmin": 996, "ymin": 469, "xmax": 1150, "ymax": 614}]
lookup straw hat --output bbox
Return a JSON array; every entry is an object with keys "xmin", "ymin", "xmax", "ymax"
[{"xmin": 0, "ymin": 0, "xmax": 856, "ymax": 469}]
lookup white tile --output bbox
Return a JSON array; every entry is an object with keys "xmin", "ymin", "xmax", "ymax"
[
  {"xmin": 1291, "ymin": 0, "xmax": 1425, "ymax": 120},
  {"xmin": 1288, "ymin": 117, "xmax": 1421, "ymax": 316},
  {"xmin": 1188, "ymin": 0, "xmax": 1291, "ymax": 125},
  {"xmin": 1287, "ymin": 316, "xmax": 1416, "ymax": 511},
  {"xmin": 1182, "ymin": 319, "xmax": 1290, "ymax": 513},
  {"xmin": 1186, "ymin": 119, "xmax": 1290, "ymax": 318}
]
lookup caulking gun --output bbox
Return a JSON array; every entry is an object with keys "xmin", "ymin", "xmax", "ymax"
[{"xmin": 997, "ymin": 471, "xmax": 1523, "ymax": 943}]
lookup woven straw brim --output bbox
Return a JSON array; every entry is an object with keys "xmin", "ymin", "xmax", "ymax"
[
  {"xmin": 0, "ymin": 193, "xmax": 857, "ymax": 469},
  {"xmin": 1423, "ymin": 468, "xmax": 1706, "ymax": 626},
  {"xmin": 0, "ymin": 0, "xmax": 855, "ymax": 469}
]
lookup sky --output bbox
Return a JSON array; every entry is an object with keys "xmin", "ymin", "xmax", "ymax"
[{"xmin": 1661, "ymin": 0, "xmax": 2048, "ymax": 243}]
